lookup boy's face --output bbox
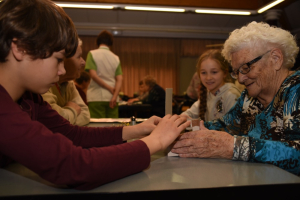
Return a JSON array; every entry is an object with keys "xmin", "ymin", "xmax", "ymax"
[{"xmin": 21, "ymin": 50, "xmax": 66, "ymax": 94}]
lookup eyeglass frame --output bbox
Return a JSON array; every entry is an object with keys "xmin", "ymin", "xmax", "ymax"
[{"xmin": 231, "ymin": 50, "xmax": 271, "ymax": 79}]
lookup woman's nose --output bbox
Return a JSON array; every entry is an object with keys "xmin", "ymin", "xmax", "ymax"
[{"xmin": 238, "ymin": 73, "xmax": 247, "ymax": 84}]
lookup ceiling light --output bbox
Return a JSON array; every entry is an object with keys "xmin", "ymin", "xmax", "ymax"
[
  {"xmin": 55, "ymin": 2, "xmax": 114, "ymax": 9},
  {"xmin": 257, "ymin": 0, "xmax": 284, "ymax": 13},
  {"xmin": 125, "ymin": 6, "xmax": 185, "ymax": 12},
  {"xmin": 195, "ymin": 9, "xmax": 251, "ymax": 15}
]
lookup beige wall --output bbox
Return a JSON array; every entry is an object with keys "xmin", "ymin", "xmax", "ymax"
[{"xmin": 178, "ymin": 57, "xmax": 198, "ymax": 95}]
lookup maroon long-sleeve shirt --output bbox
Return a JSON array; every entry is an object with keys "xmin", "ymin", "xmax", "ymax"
[{"xmin": 0, "ymin": 85, "xmax": 150, "ymax": 190}]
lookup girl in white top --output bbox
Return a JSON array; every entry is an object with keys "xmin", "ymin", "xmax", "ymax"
[{"xmin": 181, "ymin": 49, "xmax": 242, "ymax": 121}]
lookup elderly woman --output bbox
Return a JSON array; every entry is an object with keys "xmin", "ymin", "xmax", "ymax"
[{"xmin": 172, "ymin": 21, "xmax": 300, "ymax": 175}]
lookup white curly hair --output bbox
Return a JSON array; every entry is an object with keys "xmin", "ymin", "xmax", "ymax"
[{"xmin": 222, "ymin": 21, "xmax": 299, "ymax": 69}]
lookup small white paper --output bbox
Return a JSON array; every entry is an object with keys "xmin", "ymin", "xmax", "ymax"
[
  {"xmin": 167, "ymin": 151, "xmax": 179, "ymax": 157},
  {"xmin": 192, "ymin": 126, "xmax": 200, "ymax": 131}
]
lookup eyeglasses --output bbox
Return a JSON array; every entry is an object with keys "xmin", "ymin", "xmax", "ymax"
[{"xmin": 231, "ymin": 50, "xmax": 271, "ymax": 79}]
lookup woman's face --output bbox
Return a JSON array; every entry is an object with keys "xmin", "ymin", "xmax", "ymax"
[
  {"xmin": 143, "ymin": 82, "xmax": 150, "ymax": 92},
  {"xmin": 21, "ymin": 50, "xmax": 66, "ymax": 94},
  {"xmin": 199, "ymin": 58, "xmax": 226, "ymax": 95},
  {"xmin": 59, "ymin": 45, "xmax": 85, "ymax": 83},
  {"xmin": 231, "ymin": 48, "xmax": 272, "ymax": 100},
  {"xmin": 139, "ymin": 84, "xmax": 145, "ymax": 93}
]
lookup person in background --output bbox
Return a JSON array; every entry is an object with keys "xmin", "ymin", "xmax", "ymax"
[
  {"xmin": 0, "ymin": 0, "xmax": 190, "ymax": 190},
  {"xmin": 75, "ymin": 71, "xmax": 91, "ymax": 105},
  {"xmin": 129, "ymin": 76, "xmax": 165, "ymax": 117},
  {"xmin": 85, "ymin": 30, "xmax": 123, "ymax": 118},
  {"xmin": 141, "ymin": 75, "xmax": 166, "ymax": 118},
  {"xmin": 181, "ymin": 49, "xmax": 241, "ymax": 121},
  {"xmin": 172, "ymin": 21, "xmax": 300, "ymax": 175},
  {"xmin": 42, "ymin": 38, "xmax": 90, "ymax": 126},
  {"xmin": 185, "ymin": 71, "xmax": 201, "ymax": 101},
  {"xmin": 128, "ymin": 80, "xmax": 149, "ymax": 103}
]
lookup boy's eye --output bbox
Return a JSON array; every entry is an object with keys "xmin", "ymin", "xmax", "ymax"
[{"xmin": 57, "ymin": 58, "xmax": 64, "ymax": 63}]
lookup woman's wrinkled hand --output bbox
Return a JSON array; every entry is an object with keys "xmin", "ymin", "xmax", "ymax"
[{"xmin": 171, "ymin": 121, "xmax": 234, "ymax": 159}]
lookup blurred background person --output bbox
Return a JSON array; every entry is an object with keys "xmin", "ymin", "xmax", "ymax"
[
  {"xmin": 181, "ymin": 49, "xmax": 241, "ymax": 121},
  {"xmin": 140, "ymin": 75, "xmax": 166, "ymax": 118},
  {"xmin": 85, "ymin": 30, "xmax": 123, "ymax": 118},
  {"xmin": 42, "ymin": 38, "xmax": 89, "ymax": 126},
  {"xmin": 128, "ymin": 80, "xmax": 149, "ymax": 103},
  {"xmin": 185, "ymin": 71, "xmax": 201, "ymax": 101},
  {"xmin": 75, "ymin": 71, "xmax": 91, "ymax": 105}
]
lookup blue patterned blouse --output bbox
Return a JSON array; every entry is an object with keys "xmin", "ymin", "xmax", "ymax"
[{"xmin": 205, "ymin": 70, "xmax": 300, "ymax": 175}]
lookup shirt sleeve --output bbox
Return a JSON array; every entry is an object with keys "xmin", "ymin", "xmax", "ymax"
[
  {"xmin": 85, "ymin": 52, "xmax": 97, "ymax": 71},
  {"xmin": 115, "ymin": 62, "xmax": 123, "ymax": 76},
  {"xmin": 0, "ymin": 93, "xmax": 151, "ymax": 190},
  {"xmin": 42, "ymin": 88, "xmax": 78, "ymax": 125},
  {"xmin": 68, "ymin": 81, "xmax": 90, "ymax": 126},
  {"xmin": 246, "ymin": 85, "xmax": 300, "ymax": 175},
  {"xmin": 232, "ymin": 135, "xmax": 250, "ymax": 161},
  {"xmin": 181, "ymin": 100, "xmax": 200, "ymax": 119}
]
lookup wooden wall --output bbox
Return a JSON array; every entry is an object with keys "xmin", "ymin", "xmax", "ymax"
[{"xmin": 80, "ymin": 35, "xmax": 224, "ymax": 96}]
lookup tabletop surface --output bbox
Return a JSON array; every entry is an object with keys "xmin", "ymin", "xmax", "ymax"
[
  {"xmin": 1, "ymin": 122, "xmax": 300, "ymax": 198},
  {"xmin": 1, "ymin": 152, "xmax": 300, "ymax": 197}
]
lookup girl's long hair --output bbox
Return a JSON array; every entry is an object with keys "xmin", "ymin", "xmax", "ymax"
[{"xmin": 197, "ymin": 49, "xmax": 233, "ymax": 121}]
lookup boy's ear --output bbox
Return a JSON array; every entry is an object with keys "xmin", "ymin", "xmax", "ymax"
[{"xmin": 11, "ymin": 41, "xmax": 26, "ymax": 61}]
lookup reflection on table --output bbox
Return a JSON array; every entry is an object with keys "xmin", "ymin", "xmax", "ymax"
[
  {"xmin": 1, "ymin": 122, "xmax": 300, "ymax": 199},
  {"xmin": 1, "ymin": 153, "xmax": 300, "ymax": 199}
]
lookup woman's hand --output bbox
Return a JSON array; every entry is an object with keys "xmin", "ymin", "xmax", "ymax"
[
  {"xmin": 171, "ymin": 121, "xmax": 234, "ymax": 159},
  {"xmin": 127, "ymin": 98, "xmax": 139, "ymax": 104}
]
